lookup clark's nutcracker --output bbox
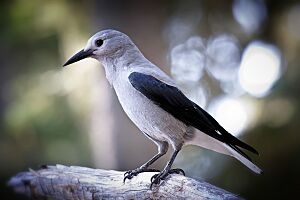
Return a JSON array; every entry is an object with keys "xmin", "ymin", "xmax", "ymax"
[{"xmin": 64, "ymin": 29, "xmax": 262, "ymax": 188}]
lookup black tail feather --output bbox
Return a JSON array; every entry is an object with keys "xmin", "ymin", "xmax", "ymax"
[
  {"xmin": 196, "ymin": 106, "xmax": 259, "ymax": 155},
  {"xmin": 219, "ymin": 126, "xmax": 259, "ymax": 155},
  {"xmin": 228, "ymin": 144, "xmax": 252, "ymax": 161}
]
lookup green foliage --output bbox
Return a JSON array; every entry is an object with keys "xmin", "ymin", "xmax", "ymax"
[{"xmin": 0, "ymin": 0, "xmax": 92, "ymax": 177}]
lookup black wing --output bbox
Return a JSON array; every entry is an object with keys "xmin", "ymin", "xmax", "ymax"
[{"xmin": 128, "ymin": 72, "xmax": 258, "ymax": 159}]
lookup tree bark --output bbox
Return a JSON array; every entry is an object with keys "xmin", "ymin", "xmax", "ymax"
[{"xmin": 8, "ymin": 165, "xmax": 243, "ymax": 200}]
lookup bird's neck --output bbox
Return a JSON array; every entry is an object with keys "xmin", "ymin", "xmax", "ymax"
[{"xmin": 100, "ymin": 47, "xmax": 150, "ymax": 85}]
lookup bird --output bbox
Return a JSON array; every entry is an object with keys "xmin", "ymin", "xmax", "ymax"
[{"xmin": 63, "ymin": 29, "xmax": 262, "ymax": 188}]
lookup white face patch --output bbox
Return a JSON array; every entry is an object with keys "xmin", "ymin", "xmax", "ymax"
[{"xmin": 84, "ymin": 37, "xmax": 95, "ymax": 52}]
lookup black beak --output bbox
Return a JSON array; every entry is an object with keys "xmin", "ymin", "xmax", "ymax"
[{"xmin": 63, "ymin": 49, "xmax": 94, "ymax": 67}]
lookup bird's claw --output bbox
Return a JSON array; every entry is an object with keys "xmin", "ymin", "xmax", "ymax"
[
  {"xmin": 169, "ymin": 168, "xmax": 185, "ymax": 176},
  {"xmin": 150, "ymin": 168, "xmax": 185, "ymax": 189},
  {"xmin": 123, "ymin": 168, "xmax": 160, "ymax": 183}
]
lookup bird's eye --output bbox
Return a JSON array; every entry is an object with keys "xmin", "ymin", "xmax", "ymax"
[{"xmin": 95, "ymin": 39, "xmax": 103, "ymax": 47}]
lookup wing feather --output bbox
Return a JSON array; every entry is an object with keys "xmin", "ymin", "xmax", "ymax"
[{"xmin": 128, "ymin": 72, "xmax": 259, "ymax": 158}]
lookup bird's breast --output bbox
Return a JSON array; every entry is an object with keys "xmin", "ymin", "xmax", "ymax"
[{"xmin": 112, "ymin": 73, "xmax": 187, "ymax": 146}]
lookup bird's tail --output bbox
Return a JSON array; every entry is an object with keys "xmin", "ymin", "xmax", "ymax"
[{"xmin": 185, "ymin": 129, "xmax": 263, "ymax": 174}]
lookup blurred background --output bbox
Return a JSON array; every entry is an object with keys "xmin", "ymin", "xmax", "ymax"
[{"xmin": 0, "ymin": 0, "xmax": 299, "ymax": 199}]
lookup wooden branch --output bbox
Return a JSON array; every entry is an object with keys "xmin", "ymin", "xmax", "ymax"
[{"xmin": 8, "ymin": 165, "xmax": 243, "ymax": 200}]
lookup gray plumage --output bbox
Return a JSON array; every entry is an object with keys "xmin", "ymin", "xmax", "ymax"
[{"xmin": 64, "ymin": 29, "xmax": 262, "ymax": 187}]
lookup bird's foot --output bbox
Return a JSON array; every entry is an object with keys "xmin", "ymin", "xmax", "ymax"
[
  {"xmin": 123, "ymin": 167, "xmax": 160, "ymax": 183},
  {"xmin": 150, "ymin": 168, "xmax": 185, "ymax": 189}
]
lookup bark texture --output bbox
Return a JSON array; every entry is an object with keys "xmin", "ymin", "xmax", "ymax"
[{"xmin": 8, "ymin": 165, "xmax": 243, "ymax": 200}]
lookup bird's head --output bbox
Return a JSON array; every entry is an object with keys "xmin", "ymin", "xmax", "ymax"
[{"xmin": 63, "ymin": 29, "xmax": 134, "ymax": 66}]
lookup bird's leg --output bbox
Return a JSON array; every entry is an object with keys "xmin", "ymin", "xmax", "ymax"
[
  {"xmin": 150, "ymin": 149, "xmax": 185, "ymax": 189},
  {"xmin": 123, "ymin": 141, "xmax": 168, "ymax": 182}
]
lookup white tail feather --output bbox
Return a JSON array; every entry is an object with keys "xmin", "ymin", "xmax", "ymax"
[
  {"xmin": 185, "ymin": 129, "xmax": 262, "ymax": 174},
  {"xmin": 224, "ymin": 144, "xmax": 262, "ymax": 174}
]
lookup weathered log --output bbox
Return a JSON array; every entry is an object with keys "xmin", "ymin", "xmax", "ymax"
[{"xmin": 8, "ymin": 165, "xmax": 243, "ymax": 199}]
